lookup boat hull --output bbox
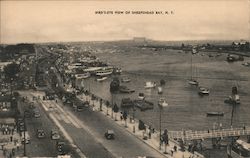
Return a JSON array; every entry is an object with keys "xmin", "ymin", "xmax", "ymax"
[
  {"xmin": 206, "ymin": 112, "xmax": 224, "ymax": 117},
  {"xmin": 97, "ymin": 77, "xmax": 107, "ymax": 82}
]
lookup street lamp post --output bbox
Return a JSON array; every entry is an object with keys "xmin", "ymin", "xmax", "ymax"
[
  {"xmin": 158, "ymin": 98, "xmax": 168, "ymax": 150},
  {"xmin": 23, "ymin": 111, "xmax": 27, "ymax": 156},
  {"xmin": 132, "ymin": 105, "xmax": 136, "ymax": 133},
  {"xmin": 159, "ymin": 105, "xmax": 162, "ymax": 150},
  {"xmin": 111, "ymin": 93, "xmax": 114, "ymax": 119}
]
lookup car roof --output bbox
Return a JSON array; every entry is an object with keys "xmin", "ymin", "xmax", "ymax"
[{"xmin": 107, "ymin": 130, "xmax": 114, "ymax": 134}]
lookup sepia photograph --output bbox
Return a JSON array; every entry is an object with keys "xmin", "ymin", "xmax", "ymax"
[{"xmin": 0, "ymin": 0, "xmax": 250, "ymax": 158}]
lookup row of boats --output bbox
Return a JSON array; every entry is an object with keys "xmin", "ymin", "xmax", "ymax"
[{"xmin": 73, "ymin": 66, "xmax": 122, "ymax": 80}]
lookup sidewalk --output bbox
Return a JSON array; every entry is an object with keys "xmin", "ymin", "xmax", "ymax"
[
  {"xmin": 77, "ymin": 94, "xmax": 204, "ymax": 158},
  {"xmin": 0, "ymin": 129, "xmax": 22, "ymax": 158}
]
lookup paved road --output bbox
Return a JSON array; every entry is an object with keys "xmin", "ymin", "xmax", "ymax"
[
  {"xmin": 21, "ymin": 91, "xmax": 115, "ymax": 158},
  {"xmin": 17, "ymin": 99, "xmax": 58, "ymax": 157},
  {"xmin": 47, "ymin": 97, "xmax": 165, "ymax": 158}
]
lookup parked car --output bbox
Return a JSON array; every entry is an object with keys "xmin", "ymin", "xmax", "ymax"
[
  {"xmin": 56, "ymin": 141, "xmax": 66, "ymax": 152},
  {"xmin": 104, "ymin": 130, "xmax": 115, "ymax": 140},
  {"xmin": 24, "ymin": 110, "xmax": 32, "ymax": 118},
  {"xmin": 33, "ymin": 110, "xmax": 41, "ymax": 118},
  {"xmin": 51, "ymin": 130, "xmax": 60, "ymax": 140},
  {"xmin": 21, "ymin": 131, "xmax": 30, "ymax": 144},
  {"xmin": 37, "ymin": 129, "xmax": 45, "ymax": 138}
]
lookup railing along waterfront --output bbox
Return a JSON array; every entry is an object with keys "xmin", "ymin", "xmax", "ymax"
[{"xmin": 168, "ymin": 127, "xmax": 250, "ymax": 141}]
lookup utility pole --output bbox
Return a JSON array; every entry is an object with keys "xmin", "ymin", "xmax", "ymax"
[
  {"xmin": 23, "ymin": 111, "xmax": 26, "ymax": 156},
  {"xmin": 159, "ymin": 106, "xmax": 162, "ymax": 150},
  {"xmin": 111, "ymin": 93, "xmax": 114, "ymax": 119}
]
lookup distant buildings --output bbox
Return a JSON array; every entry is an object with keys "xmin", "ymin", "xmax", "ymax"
[
  {"xmin": 0, "ymin": 62, "xmax": 12, "ymax": 72},
  {"xmin": 133, "ymin": 37, "xmax": 146, "ymax": 43}
]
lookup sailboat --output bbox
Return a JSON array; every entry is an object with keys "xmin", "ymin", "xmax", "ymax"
[{"xmin": 188, "ymin": 52, "xmax": 199, "ymax": 86}]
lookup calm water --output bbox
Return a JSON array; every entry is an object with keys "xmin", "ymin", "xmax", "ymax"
[{"xmin": 76, "ymin": 47, "xmax": 250, "ymax": 132}]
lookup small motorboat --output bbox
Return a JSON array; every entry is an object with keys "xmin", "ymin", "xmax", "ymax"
[
  {"xmin": 96, "ymin": 76, "xmax": 108, "ymax": 82},
  {"xmin": 134, "ymin": 100, "xmax": 154, "ymax": 111},
  {"xmin": 120, "ymin": 98, "xmax": 134, "ymax": 108},
  {"xmin": 114, "ymin": 68, "xmax": 122, "ymax": 75},
  {"xmin": 188, "ymin": 79, "xmax": 199, "ymax": 86},
  {"xmin": 158, "ymin": 86, "xmax": 163, "ymax": 94},
  {"xmin": 119, "ymin": 86, "xmax": 135, "ymax": 93},
  {"xmin": 224, "ymin": 95, "xmax": 240, "ymax": 104},
  {"xmin": 198, "ymin": 87, "xmax": 210, "ymax": 95},
  {"xmin": 158, "ymin": 98, "xmax": 168, "ymax": 107},
  {"xmin": 144, "ymin": 81, "xmax": 156, "ymax": 89},
  {"xmin": 121, "ymin": 77, "xmax": 131, "ymax": 83},
  {"xmin": 206, "ymin": 112, "xmax": 224, "ymax": 117},
  {"xmin": 138, "ymin": 93, "xmax": 145, "ymax": 100},
  {"xmin": 75, "ymin": 73, "xmax": 91, "ymax": 79}
]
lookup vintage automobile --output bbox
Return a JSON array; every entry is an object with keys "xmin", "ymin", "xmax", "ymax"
[{"xmin": 104, "ymin": 130, "xmax": 115, "ymax": 140}]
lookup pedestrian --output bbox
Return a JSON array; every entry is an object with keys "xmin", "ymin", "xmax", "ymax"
[
  {"xmin": 120, "ymin": 112, "xmax": 123, "ymax": 121},
  {"xmin": 171, "ymin": 148, "xmax": 174, "ymax": 156},
  {"xmin": 173, "ymin": 145, "xmax": 177, "ymax": 152},
  {"xmin": 148, "ymin": 131, "xmax": 151, "ymax": 139},
  {"xmin": 16, "ymin": 143, "xmax": 20, "ymax": 151},
  {"xmin": 10, "ymin": 136, "xmax": 13, "ymax": 142},
  {"xmin": 152, "ymin": 128, "xmax": 155, "ymax": 133}
]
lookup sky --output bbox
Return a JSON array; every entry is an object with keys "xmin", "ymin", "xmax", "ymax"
[{"xmin": 0, "ymin": 0, "xmax": 249, "ymax": 44}]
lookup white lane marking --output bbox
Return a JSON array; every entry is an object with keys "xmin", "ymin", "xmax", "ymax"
[
  {"xmin": 54, "ymin": 113, "xmax": 62, "ymax": 121},
  {"xmin": 40, "ymin": 101, "xmax": 49, "ymax": 111},
  {"xmin": 50, "ymin": 101, "xmax": 81, "ymax": 128},
  {"xmin": 49, "ymin": 113, "xmax": 87, "ymax": 158}
]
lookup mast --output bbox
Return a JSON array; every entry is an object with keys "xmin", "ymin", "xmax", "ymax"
[{"xmin": 190, "ymin": 52, "xmax": 193, "ymax": 80}]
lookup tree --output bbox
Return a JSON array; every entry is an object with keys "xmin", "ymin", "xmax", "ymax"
[
  {"xmin": 3, "ymin": 63, "xmax": 20, "ymax": 82},
  {"xmin": 112, "ymin": 103, "xmax": 119, "ymax": 121},
  {"xmin": 138, "ymin": 120, "xmax": 146, "ymax": 130}
]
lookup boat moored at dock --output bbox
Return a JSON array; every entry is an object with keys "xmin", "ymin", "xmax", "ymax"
[
  {"xmin": 158, "ymin": 98, "xmax": 168, "ymax": 107},
  {"xmin": 144, "ymin": 81, "xmax": 156, "ymax": 89},
  {"xmin": 134, "ymin": 100, "xmax": 154, "ymax": 111},
  {"xmin": 75, "ymin": 72, "xmax": 91, "ymax": 79},
  {"xmin": 227, "ymin": 139, "xmax": 250, "ymax": 158},
  {"xmin": 121, "ymin": 98, "xmax": 134, "ymax": 108},
  {"xmin": 96, "ymin": 66, "xmax": 114, "ymax": 76},
  {"xmin": 198, "ymin": 87, "xmax": 210, "ymax": 95},
  {"xmin": 157, "ymin": 86, "xmax": 163, "ymax": 94},
  {"xmin": 206, "ymin": 112, "xmax": 224, "ymax": 117},
  {"xmin": 224, "ymin": 94, "xmax": 240, "ymax": 104},
  {"xmin": 96, "ymin": 76, "xmax": 108, "ymax": 82},
  {"xmin": 138, "ymin": 93, "xmax": 145, "ymax": 100},
  {"xmin": 188, "ymin": 79, "xmax": 199, "ymax": 86},
  {"xmin": 121, "ymin": 76, "xmax": 131, "ymax": 83},
  {"xmin": 119, "ymin": 86, "xmax": 135, "ymax": 93}
]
